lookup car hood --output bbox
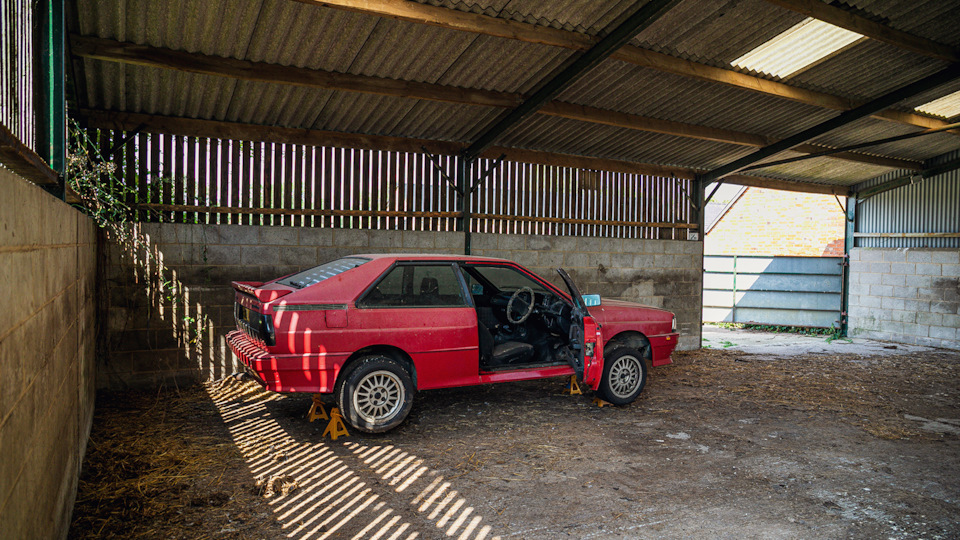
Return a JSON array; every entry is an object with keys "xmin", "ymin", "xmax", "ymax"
[{"xmin": 590, "ymin": 298, "xmax": 673, "ymax": 324}]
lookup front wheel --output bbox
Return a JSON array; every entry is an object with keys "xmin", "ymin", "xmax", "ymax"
[
  {"xmin": 597, "ymin": 347, "xmax": 647, "ymax": 405},
  {"xmin": 336, "ymin": 355, "xmax": 414, "ymax": 433}
]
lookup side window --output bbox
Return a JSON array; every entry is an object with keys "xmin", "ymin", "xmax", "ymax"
[{"xmin": 359, "ymin": 264, "xmax": 466, "ymax": 307}]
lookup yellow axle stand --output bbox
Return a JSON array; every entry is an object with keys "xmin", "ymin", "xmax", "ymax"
[
  {"xmin": 308, "ymin": 394, "xmax": 350, "ymax": 441},
  {"xmin": 562, "ymin": 376, "xmax": 613, "ymax": 407}
]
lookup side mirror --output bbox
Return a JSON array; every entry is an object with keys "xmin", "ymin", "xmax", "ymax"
[{"xmin": 582, "ymin": 294, "xmax": 601, "ymax": 307}]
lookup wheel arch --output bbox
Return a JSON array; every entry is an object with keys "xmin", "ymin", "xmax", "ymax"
[
  {"xmin": 604, "ymin": 330, "xmax": 651, "ymax": 361},
  {"xmin": 339, "ymin": 345, "xmax": 418, "ymax": 390}
]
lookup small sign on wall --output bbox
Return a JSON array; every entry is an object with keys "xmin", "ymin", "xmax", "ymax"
[{"xmin": 688, "ymin": 230, "xmax": 699, "ymax": 241}]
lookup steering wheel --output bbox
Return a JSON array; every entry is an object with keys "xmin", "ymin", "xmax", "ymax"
[{"xmin": 506, "ymin": 287, "xmax": 535, "ymax": 324}]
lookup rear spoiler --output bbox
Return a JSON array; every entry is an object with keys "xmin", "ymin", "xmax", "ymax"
[{"xmin": 231, "ymin": 281, "xmax": 293, "ymax": 303}]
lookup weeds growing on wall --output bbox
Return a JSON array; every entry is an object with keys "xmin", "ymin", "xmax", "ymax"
[{"xmin": 67, "ymin": 120, "xmax": 211, "ymax": 361}]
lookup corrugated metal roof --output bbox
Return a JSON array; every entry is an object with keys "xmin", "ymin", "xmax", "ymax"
[{"xmin": 72, "ymin": 0, "xmax": 960, "ymax": 190}]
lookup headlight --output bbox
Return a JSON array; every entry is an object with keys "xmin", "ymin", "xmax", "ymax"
[{"xmin": 672, "ymin": 316, "xmax": 677, "ymax": 332}]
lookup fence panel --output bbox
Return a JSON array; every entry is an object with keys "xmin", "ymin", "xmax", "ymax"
[
  {"xmin": 85, "ymin": 129, "xmax": 697, "ymax": 238},
  {"xmin": 703, "ymin": 255, "xmax": 844, "ymax": 328}
]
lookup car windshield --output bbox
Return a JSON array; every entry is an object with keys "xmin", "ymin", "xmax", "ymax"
[
  {"xmin": 467, "ymin": 265, "xmax": 550, "ymax": 294},
  {"xmin": 278, "ymin": 257, "xmax": 369, "ymax": 289}
]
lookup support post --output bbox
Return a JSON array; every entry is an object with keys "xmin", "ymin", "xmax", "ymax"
[
  {"xmin": 35, "ymin": 0, "xmax": 66, "ymax": 199},
  {"xmin": 458, "ymin": 157, "xmax": 472, "ymax": 254},
  {"xmin": 841, "ymin": 197, "xmax": 857, "ymax": 337}
]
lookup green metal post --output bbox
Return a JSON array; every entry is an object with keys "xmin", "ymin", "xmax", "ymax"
[
  {"xmin": 35, "ymin": 0, "xmax": 66, "ymax": 198},
  {"xmin": 840, "ymin": 197, "xmax": 857, "ymax": 337}
]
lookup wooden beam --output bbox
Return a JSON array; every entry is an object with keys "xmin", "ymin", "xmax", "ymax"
[
  {"xmin": 293, "ymin": 0, "xmax": 596, "ymax": 50},
  {"xmin": 764, "ymin": 0, "xmax": 960, "ymax": 63},
  {"xmin": 75, "ymin": 37, "xmax": 919, "ymax": 171},
  {"xmin": 80, "ymin": 109, "xmax": 851, "ymax": 196},
  {"xmin": 306, "ymin": 0, "xmax": 956, "ymax": 134},
  {"xmin": 540, "ymin": 101, "xmax": 770, "ymax": 147},
  {"xmin": 853, "ymin": 232, "xmax": 960, "ymax": 238},
  {"xmin": 0, "ymin": 124, "xmax": 60, "ymax": 187},
  {"xmin": 79, "ymin": 109, "xmax": 464, "ymax": 156},
  {"xmin": 722, "ymin": 174, "xmax": 850, "ymax": 196},
  {"xmin": 137, "ymin": 203, "xmax": 696, "ymax": 229},
  {"xmin": 71, "ymin": 35, "xmax": 520, "ymax": 108}
]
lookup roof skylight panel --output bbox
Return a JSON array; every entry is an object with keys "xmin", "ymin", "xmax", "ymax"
[{"xmin": 731, "ymin": 18, "xmax": 865, "ymax": 79}]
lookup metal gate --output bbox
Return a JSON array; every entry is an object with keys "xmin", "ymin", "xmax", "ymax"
[{"xmin": 703, "ymin": 255, "xmax": 844, "ymax": 328}]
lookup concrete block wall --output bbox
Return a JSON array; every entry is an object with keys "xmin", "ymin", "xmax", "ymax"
[
  {"xmin": 103, "ymin": 224, "xmax": 702, "ymax": 388},
  {"xmin": 848, "ymin": 248, "xmax": 960, "ymax": 350},
  {"xmin": 0, "ymin": 168, "xmax": 97, "ymax": 539}
]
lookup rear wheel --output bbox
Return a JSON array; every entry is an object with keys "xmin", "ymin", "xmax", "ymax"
[
  {"xmin": 337, "ymin": 355, "xmax": 414, "ymax": 433},
  {"xmin": 597, "ymin": 347, "xmax": 647, "ymax": 405}
]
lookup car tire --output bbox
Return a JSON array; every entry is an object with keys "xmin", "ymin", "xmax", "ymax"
[
  {"xmin": 336, "ymin": 355, "xmax": 414, "ymax": 433},
  {"xmin": 597, "ymin": 347, "xmax": 647, "ymax": 405}
]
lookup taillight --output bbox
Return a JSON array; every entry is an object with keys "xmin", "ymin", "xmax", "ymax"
[{"xmin": 262, "ymin": 313, "xmax": 276, "ymax": 347}]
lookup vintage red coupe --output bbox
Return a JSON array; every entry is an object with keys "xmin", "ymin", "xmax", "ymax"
[{"xmin": 227, "ymin": 254, "xmax": 679, "ymax": 432}]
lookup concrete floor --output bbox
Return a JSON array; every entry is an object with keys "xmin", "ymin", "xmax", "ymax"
[{"xmin": 700, "ymin": 324, "xmax": 937, "ymax": 358}]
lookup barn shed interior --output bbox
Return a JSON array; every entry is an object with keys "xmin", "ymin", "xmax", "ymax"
[{"xmin": 1, "ymin": 0, "xmax": 959, "ymax": 537}]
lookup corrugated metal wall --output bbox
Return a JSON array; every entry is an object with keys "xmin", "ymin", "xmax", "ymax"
[
  {"xmin": 854, "ymin": 149, "xmax": 960, "ymax": 249},
  {"xmin": 703, "ymin": 256, "xmax": 844, "ymax": 328}
]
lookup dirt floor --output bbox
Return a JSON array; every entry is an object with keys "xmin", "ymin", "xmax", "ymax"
[{"xmin": 70, "ymin": 345, "xmax": 960, "ymax": 539}]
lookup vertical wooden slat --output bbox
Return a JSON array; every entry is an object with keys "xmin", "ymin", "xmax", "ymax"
[
  {"xmin": 307, "ymin": 146, "xmax": 317, "ymax": 228},
  {"xmin": 322, "ymin": 147, "xmax": 333, "ymax": 228},
  {"xmin": 249, "ymin": 141, "xmax": 260, "ymax": 225},
  {"xmin": 136, "ymin": 133, "xmax": 147, "ymax": 222},
  {"xmin": 197, "ymin": 138, "xmax": 208, "ymax": 224},
  {"xmin": 236, "ymin": 140, "xmax": 247, "ymax": 225},
  {"xmin": 270, "ymin": 143, "xmax": 282, "ymax": 226}
]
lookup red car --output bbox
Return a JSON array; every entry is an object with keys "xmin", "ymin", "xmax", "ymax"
[{"xmin": 227, "ymin": 254, "xmax": 679, "ymax": 433}]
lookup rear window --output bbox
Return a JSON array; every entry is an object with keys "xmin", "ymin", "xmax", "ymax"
[{"xmin": 278, "ymin": 257, "xmax": 369, "ymax": 289}]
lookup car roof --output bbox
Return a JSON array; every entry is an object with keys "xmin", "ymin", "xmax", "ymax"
[{"xmin": 353, "ymin": 253, "xmax": 514, "ymax": 263}]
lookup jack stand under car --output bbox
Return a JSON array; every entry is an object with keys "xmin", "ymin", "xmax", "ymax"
[
  {"xmin": 563, "ymin": 375, "xmax": 583, "ymax": 395},
  {"xmin": 307, "ymin": 394, "xmax": 329, "ymax": 422},
  {"xmin": 323, "ymin": 408, "xmax": 350, "ymax": 441}
]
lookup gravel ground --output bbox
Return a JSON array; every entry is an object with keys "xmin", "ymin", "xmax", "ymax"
[{"xmin": 71, "ymin": 342, "xmax": 960, "ymax": 539}]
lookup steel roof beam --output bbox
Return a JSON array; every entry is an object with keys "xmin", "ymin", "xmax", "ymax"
[
  {"xmin": 305, "ymin": 0, "xmax": 955, "ymax": 134},
  {"xmin": 461, "ymin": 0, "xmax": 682, "ymax": 159},
  {"xmin": 764, "ymin": 0, "xmax": 960, "ymax": 63},
  {"xmin": 741, "ymin": 121, "xmax": 960, "ymax": 172},
  {"xmin": 699, "ymin": 63, "xmax": 960, "ymax": 185}
]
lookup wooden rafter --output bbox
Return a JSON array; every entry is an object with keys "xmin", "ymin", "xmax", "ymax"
[
  {"xmin": 0, "ymin": 124, "xmax": 59, "ymax": 187},
  {"xmin": 299, "ymin": 0, "xmax": 955, "ymax": 133},
  {"xmin": 764, "ymin": 0, "xmax": 960, "ymax": 63},
  {"xmin": 78, "ymin": 109, "xmax": 850, "ymax": 196},
  {"xmin": 72, "ymin": 36, "xmax": 922, "ymax": 171}
]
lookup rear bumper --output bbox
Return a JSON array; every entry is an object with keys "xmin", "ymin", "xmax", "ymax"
[
  {"xmin": 648, "ymin": 332, "xmax": 680, "ymax": 367},
  {"xmin": 226, "ymin": 330, "xmax": 340, "ymax": 393}
]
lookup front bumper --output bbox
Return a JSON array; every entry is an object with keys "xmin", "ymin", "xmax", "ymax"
[
  {"xmin": 648, "ymin": 332, "xmax": 680, "ymax": 367},
  {"xmin": 226, "ymin": 330, "xmax": 339, "ymax": 393}
]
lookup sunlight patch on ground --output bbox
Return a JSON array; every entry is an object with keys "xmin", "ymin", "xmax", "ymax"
[{"xmin": 209, "ymin": 378, "xmax": 499, "ymax": 539}]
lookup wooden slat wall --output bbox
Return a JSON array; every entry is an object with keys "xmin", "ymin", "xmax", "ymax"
[{"xmin": 90, "ymin": 129, "xmax": 696, "ymax": 238}]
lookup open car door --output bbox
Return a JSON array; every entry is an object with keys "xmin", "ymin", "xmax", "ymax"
[{"xmin": 557, "ymin": 269, "xmax": 604, "ymax": 390}]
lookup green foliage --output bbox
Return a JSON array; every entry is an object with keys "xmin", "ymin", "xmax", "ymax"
[{"xmin": 66, "ymin": 120, "xmax": 211, "ymax": 352}]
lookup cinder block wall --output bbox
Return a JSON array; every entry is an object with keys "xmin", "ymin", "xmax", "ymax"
[
  {"xmin": 0, "ymin": 169, "xmax": 97, "ymax": 538},
  {"xmin": 103, "ymin": 224, "xmax": 701, "ymax": 388},
  {"xmin": 848, "ymin": 248, "xmax": 960, "ymax": 350}
]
